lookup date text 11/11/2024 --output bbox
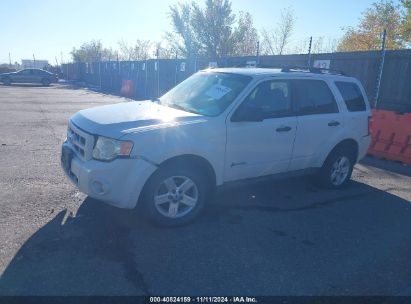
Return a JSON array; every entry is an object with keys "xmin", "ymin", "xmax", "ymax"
[{"xmin": 149, "ymin": 297, "xmax": 258, "ymax": 303}]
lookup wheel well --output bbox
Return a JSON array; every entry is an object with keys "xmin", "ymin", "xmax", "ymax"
[
  {"xmin": 328, "ymin": 139, "xmax": 359, "ymax": 162},
  {"xmin": 158, "ymin": 154, "xmax": 217, "ymax": 187},
  {"xmin": 137, "ymin": 154, "xmax": 217, "ymax": 209}
]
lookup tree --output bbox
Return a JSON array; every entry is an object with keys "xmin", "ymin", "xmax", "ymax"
[
  {"xmin": 118, "ymin": 39, "xmax": 152, "ymax": 60},
  {"xmin": 166, "ymin": 2, "xmax": 200, "ymax": 58},
  {"xmin": 401, "ymin": 0, "xmax": 411, "ymax": 43},
  {"xmin": 261, "ymin": 7, "xmax": 295, "ymax": 55},
  {"xmin": 167, "ymin": 0, "xmax": 257, "ymax": 58},
  {"xmin": 232, "ymin": 11, "xmax": 258, "ymax": 56},
  {"xmin": 191, "ymin": 0, "xmax": 236, "ymax": 58},
  {"xmin": 338, "ymin": 0, "xmax": 404, "ymax": 52},
  {"xmin": 71, "ymin": 40, "xmax": 115, "ymax": 62},
  {"xmin": 155, "ymin": 42, "xmax": 178, "ymax": 59}
]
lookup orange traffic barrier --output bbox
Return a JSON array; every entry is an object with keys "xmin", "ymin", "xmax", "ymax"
[
  {"xmin": 120, "ymin": 79, "xmax": 135, "ymax": 97},
  {"xmin": 368, "ymin": 109, "xmax": 411, "ymax": 165}
]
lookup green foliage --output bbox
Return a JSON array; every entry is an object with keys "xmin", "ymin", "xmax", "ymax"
[
  {"xmin": 71, "ymin": 40, "xmax": 115, "ymax": 63},
  {"xmin": 338, "ymin": 0, "xmax": 405, "ymax": 51},
  {"xmin": 401, "ymin": 0, "xmax": 411, "ymax": 43},
  {"xmin": 167, "ymin": 0, "xmax": 258, "ymax": 58}
]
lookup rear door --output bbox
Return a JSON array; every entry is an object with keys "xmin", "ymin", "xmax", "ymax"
[
  {"xmin": 334, "ymin": 80, "xmax": 369, "ymax": 137},
  {"xmin": 289, "ymin": 78, "xmax": 343, "ymax": 170},
  {"xmin": 32, "ymin": 70, "xmax": 45, "ymax": 83}
]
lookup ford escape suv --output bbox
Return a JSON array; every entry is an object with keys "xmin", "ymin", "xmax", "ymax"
[{"xmin": 61, "ymin": 67, "xmax": 372, "ymax": 226}]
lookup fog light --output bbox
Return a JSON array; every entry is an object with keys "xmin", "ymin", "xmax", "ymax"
[{"xmin": 92, "ymin": 180, "xmax": 106, "ymax": 195}]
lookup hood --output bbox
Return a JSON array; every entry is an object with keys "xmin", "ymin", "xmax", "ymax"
[{"xmin": 70, "ymin": 100, "xmax": 208, "ymax": 138}]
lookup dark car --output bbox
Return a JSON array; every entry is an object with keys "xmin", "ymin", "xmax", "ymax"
[{"xmin": 0, "ymin": 69, "xmax": 58, "ymax": 86}]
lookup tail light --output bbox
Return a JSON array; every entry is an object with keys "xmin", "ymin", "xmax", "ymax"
[{"xmin": 368, "ymin": 116, "xmax": 374, "ymax": 136}]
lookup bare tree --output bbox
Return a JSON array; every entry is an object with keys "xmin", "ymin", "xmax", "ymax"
[
  {"xmin": 261, "ymin": 7, "xmax": 295, "ymax": 55},
  {"xmin": 154, "ymin": 42, "xmax": 178, "ymax": 59},
  {"xmin": 118, "ymin": 39, "xmax": 152, "ymax": 61}
]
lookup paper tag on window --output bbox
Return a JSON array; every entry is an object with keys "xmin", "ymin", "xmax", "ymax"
[{"xmin": 205, "ymin": 84, "xmax": 232, "ymax": 100}]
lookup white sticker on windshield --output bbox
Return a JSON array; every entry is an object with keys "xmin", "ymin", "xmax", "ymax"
[{"xmin": 205, "ymin": 84, "xmax": 232, "ymax": 100}]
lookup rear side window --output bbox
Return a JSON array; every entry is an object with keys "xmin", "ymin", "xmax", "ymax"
[
  {"xmin": 293, "ymin": 80, "xmax": 338, "ymax": 115},
  {"xmin": 335, "ymin": 81, "xmax": 366, "ymax": 112}
]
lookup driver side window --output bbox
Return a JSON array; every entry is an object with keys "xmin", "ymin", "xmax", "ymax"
[{"xmin": 238, "ymin": 80, "xmax": 292, "ymax": 120}]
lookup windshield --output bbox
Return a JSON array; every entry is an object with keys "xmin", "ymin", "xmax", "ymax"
[{"xmin": 159, "ymin": 71, "xmax": 251, "ymax": 116}]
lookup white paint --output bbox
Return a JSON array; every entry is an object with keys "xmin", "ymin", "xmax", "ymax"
[
  {"xmin": 313, "ymin": 60, "xmax": 331, "ymax": 69},
  {"xmin": 63, "ymin": 68, "xmax": 371, "ymax": 212}
]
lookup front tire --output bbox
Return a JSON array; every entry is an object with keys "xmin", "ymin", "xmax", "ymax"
[
  {"xmin": 317, "ymin": 147, "xmax": 356, "ymax": 189},
  {"xmin": 142, "ymin": 165, "xmax": 208, "ymax": 226},
  {"xmin": 2, "ymin": 77, "xmax": 11, "ymax": 85}
]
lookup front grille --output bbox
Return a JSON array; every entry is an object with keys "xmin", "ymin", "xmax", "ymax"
[
  {"xmin": 67, "ymin": 121, "xmax": 94, "ymax": 160},
  {"xmin": 67, "ymin": 127, "xmax": 86, "ymax": 157}
]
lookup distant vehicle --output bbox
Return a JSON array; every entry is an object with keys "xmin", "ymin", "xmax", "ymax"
[
  {"xmin": 0, "ymin": 69, "xmax": 58, "ymax": 86},
  {"xmin": 61, "ymin": 67, "xmax": 372, "ymax": 226}
]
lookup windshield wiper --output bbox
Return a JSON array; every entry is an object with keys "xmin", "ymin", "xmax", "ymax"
[{"xmin": 171, "ymin": 104, "xmax": 201, "ymax": 115}]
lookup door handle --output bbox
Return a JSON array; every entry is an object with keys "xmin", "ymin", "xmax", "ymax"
[
  {"xmin": 328, "ymin": 121, "xmax": 340, "ymax": 127},
  {"xmin": 276, "ymin": 126, "xmax": 292, "ymax": 132}
]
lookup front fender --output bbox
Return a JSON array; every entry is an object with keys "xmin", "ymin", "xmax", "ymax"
[{"xmin": 121, "ymin": 122, "xmax": 226, "ymax": 185}]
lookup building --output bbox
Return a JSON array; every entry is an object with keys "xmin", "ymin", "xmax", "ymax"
[{"xmin": 21, "ymin": 59, "xmax": 49, "ymax": 69}]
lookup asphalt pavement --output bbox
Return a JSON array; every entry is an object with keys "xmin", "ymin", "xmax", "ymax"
[{"xmin": 0, "ymin": 83, "xmax": 410, "ymax": 296}]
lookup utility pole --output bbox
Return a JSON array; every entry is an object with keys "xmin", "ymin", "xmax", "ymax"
[
  {"xmin": 175, "ymin": 49, "xmax": 178, "ymax": 86},
  {"xmin": 256, "ymin": 41, "xmax": 260, "ymax": 66},
  {"xmin": 99, "ymin": 52, "xmax": 102, "ymax": 90},
  {"xmin": 374, "ymin": 29, "xmax": 387, "ymax": 108},
  {"xmin": 8, "ymin": 52, "xmax": 11, "ymax": 67},
  {"xmin": 33, "ymin": 54, "xmax": 36, "ymax": 68},
  {"xmin": 307, "ymin": 37, "xmax": 313, "ymax": 67},
  {"xmin": 156, "ymin": 47, "xmax": 160, "ymax": 97}
]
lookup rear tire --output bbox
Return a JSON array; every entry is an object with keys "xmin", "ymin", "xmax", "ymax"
[
  {"xmin": 142, "ymin": 164, "xmax": 208, "ymax": 226},
  {"xmin": 2, "ymin": 77, "xmax": 11, "ymax": 85},
  {"xmin": 317, "ymin": 146, "xmax": 356, "ymax": 189},
  {"xmin": 42, "ymin": 78, "xmax": 51, "ymax": 86}
]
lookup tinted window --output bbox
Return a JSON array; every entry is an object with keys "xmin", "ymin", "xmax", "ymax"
[
  {"xmin": 293, "ymin": 80, "xmax": 338, "ymax": 115},
  {"xmin": 238, "ymin": 80, "xmax": 292, "ymax": 119},
  {"xmin": 19, "ymin": 69, "xmax": 32, "ymax": 75},
  {"xmin": 335, "ymin": 81, "xmax": 366, "ymax": 112}
]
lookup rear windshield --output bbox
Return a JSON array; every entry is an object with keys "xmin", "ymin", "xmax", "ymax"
[{"xmin": 335, "ymin": 81, "xmax": 366, "ymax": 112}]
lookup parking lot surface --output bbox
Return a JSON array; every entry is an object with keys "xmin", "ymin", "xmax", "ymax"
[{"xmin": 0, "ymin": 84, "xmax": 410, "ymax": 296}]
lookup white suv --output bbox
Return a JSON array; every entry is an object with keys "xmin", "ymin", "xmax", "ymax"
[{"xmin": 61, "ymin": 67, "xmax": 372, "ymax": 225}]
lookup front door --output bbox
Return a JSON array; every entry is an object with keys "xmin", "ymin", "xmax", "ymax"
[
  {"xmin": 14, "ymin": 69, "xmax": 33, "ymax": 83},
  {"xmin": 225, "ymin": 79, "xmax": 297, "ymax": 182}
]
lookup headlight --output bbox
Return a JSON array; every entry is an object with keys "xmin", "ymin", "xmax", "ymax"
[{"xmin": 92, "ymin": 136, "xmax": 133, "ymax": 161}]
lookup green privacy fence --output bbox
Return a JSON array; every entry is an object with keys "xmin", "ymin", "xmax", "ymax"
[{"xmin": 62, "ymin": 49, "xmax": 411, "ymax": 112}]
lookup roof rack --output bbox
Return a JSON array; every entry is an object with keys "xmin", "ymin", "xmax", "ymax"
[{"xmin": 281, "ymin": 66, "xmax": 346, "ymax": 76}]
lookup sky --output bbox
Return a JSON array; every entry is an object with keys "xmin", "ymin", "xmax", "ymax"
[{"xmin": 0, "ymin": 0, "xmax": 379, "ymax": 64}]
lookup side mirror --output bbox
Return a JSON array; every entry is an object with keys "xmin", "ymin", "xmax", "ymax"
[{"xmin": 232, "ymin": 106, "xmax": 265, "ymax": 122}]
